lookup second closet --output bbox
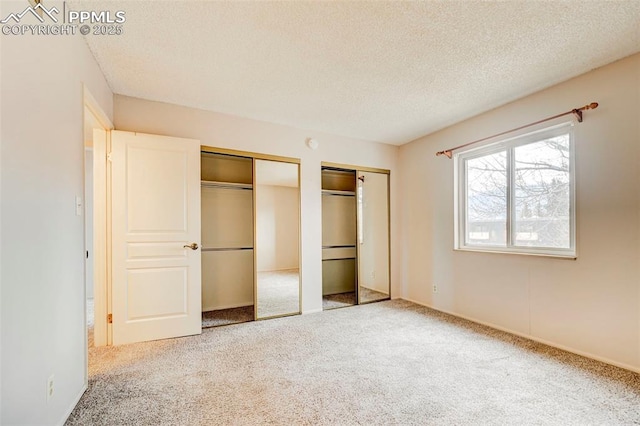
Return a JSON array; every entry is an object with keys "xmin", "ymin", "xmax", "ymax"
[{"xmin": 321, "ymin": 163, "xmax": 391, "ymax": 310}]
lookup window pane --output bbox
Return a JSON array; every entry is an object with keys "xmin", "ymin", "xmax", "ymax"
[
  {"xmin": 466, "ymin": 151, "xmax": 507, "ymax": 246},
  {"xmin": 514, "ymin": 135, "xmax": 570, "ymax": 248}
]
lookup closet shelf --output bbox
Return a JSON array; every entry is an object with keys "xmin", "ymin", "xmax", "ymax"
[
  {"xmin": 321, "ymin": 189, "xmax": 355, "ymax": 196},
  {"xmin": 201, "ymin": 180, "xmax": 253, "ymax": 190}
]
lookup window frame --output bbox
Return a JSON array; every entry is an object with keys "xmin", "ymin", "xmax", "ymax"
[{"xmin": 454, "ymin": 121, "xmax": 576, "ymax": 258}]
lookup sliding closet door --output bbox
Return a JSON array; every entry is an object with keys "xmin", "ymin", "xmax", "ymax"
[
  {"xmin": 357, "ymin": 171, "xmax": 390, "ymax": 304},
  {"xmin": 254, "ymin": 159, "xmax": 301, "ymax": 319}
]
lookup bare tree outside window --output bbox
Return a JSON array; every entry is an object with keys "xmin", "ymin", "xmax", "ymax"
[
  {"xmin": 466, "ymin": 151, "xmax": 507, "ymax": 246},
  {"xmin": 514, "ymin": 135, "xmax": 570, "ymax": 248}
]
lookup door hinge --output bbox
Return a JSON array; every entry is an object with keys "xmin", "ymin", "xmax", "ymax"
[
  {"xmin": 107, "ymin": 313, "xmax": 113, "ymax": 324},
  {"xmin": 107, "ymin": 152, "xmax": 112, "ymax": 162}
]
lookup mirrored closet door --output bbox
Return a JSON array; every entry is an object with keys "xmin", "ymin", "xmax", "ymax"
[
  {"xmin": 356, "ymin": 171, "xmax": 390, "ymax": 304},
  {"xmin": 254, "ymin": 160, "xmax": 301, "ymax": 319}
]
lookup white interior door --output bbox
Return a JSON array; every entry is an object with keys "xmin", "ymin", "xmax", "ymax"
[{"xmin": 111, "ymin": 130, "xmax": 201, "ymax": 345}]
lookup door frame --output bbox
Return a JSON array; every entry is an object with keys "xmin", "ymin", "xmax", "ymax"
[{"xmin": 83, "ymin": 85, "xmax": 113, "ymax": 352}]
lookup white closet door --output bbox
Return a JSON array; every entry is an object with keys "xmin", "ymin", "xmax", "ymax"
[{"xmin": 111, "ymin": 130, "xmax": 201, "ymax": 345}]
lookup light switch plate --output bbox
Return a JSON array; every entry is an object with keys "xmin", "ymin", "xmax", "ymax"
[{"xmin": 75, "ymin": 196, "xmax": 83, "ymax": 216}]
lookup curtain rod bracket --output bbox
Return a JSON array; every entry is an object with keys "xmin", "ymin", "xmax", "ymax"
[
  {"xmin": 435, "ymin": 101, "xmax": 599, "ymax": 158},
  {"xmin": 436, "ymin": 150, "xmax": 452, "ymax": 158},
  {"xmin": 572, "ymin": 109, "xmax": 583, "ymax": 122}
]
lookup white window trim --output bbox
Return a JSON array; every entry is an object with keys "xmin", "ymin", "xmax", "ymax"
[{"xmin": 454, "ymin": 121, "xmax": 577, "ymax": 259}]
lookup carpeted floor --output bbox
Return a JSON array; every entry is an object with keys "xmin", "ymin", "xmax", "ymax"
[
  {"xmin": 359, "ymin": 287, "xmax": 389, "ymax": 304},
  {"xmin": 323, "ymin": 288, "xmax": 389, "ymax": 310},
  {"xmin": 256, "ymin": 269, "xmax": 300, "ymax": 318},
  {"xmin": 202, "ymin": 269, "xmax": 301, "ymax": 326},
  {"xmin": 71, "ymin": 299, "xmax": 640, "ymax": 425},
  {"xmin": 202, "ymin": 305, "xmax": 254, "ymax": 328},
  {"xmin": 323, "ymin": 291, "xmax": 356, "ymax": 309}
]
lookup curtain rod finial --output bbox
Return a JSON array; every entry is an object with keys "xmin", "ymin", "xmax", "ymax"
[{"xmin": 588, "ymin": 102, "xmax": 599, "ymax": 110}]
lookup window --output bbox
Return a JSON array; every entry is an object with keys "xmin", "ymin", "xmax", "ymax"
[{"xmin": 455, "ymin": 122, "xmax": 575, "ymax": 257}]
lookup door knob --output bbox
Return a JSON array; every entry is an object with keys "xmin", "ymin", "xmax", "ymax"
[{"xmin": 183, "ymin": 243, "xmax": 199, "ymax": 250}]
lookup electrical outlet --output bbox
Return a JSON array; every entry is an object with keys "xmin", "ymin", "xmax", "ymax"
[
  {"xmin": 370, "ymin": 271, "xmax": 376, "ymax": 279},
  {"xmin": 47, "ymin": 375, "xmax": 54, "ymax": 402},
  {"xmin": 433, "ymin": 284, "xmax": 438, "ymax": 293}
]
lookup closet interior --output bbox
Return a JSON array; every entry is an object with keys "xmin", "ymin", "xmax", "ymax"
[
  {"xmin": 201, "ymin": 149, "xmax": 301, "ymax": 327},
  {"xmin": 321, "ymin": 164, "xmax": 390, "ymax": 310},
  {"xmin": 321, "ymin": 168, "xmax": 358, "ymax": 309},
  {"xmin": 201, "ymin": 152, "xmax": 255, "ymax": 327}
]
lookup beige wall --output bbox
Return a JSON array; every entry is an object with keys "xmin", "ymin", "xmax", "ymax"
[
  {"xmin": 114, "ymin": 95, "xmax": 400, "ymax": 313},
  {"xmin": 256, "ymin": 185, "xmax": 299, "ymax": 272},
  {"xmin": 398, "ymin": 53, "xmax": 640, "ymax": 372},
  {"xmin": 0, "ymin": 2, "xmax": 114, "ymax": 423}
]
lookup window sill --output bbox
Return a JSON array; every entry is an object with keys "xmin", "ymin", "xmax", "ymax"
[{"xmin": 454, "ymin": 247, "xmax": 577, "ymax": 260}]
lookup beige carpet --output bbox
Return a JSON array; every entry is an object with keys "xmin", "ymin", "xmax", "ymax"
[
  {"xmin": 323, "ymin": 288, "xmax": 389, "ymax": 310},
  {"xmin": 70, "ymin": 300, "xmax": 640, "ymax": 425},
  {"xmin": 323, "ymin": 291, "xmax": 356, "ymax": 309},
  {"xmin": 359, "ymin": 287, "xmax": 389, "ymax": 304},
  {"xmin": 202, "ymin": 305, "xmax": 254, "ymax": 328},
  {"xmin": 256, "ymin": 269, "xmax": 300, "ymax": 318}
]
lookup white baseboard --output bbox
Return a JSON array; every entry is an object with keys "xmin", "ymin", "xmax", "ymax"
[
  {"xmin": 302, "ymin": 308, "xmax": 323, "ymax": 315},
  {"xmin": 401, "ymin": 297, "xmax": 640, "ymax": 375},
  {"xmin": 58, "ymin": 383, "xmax": 87, "ymax": 426}
]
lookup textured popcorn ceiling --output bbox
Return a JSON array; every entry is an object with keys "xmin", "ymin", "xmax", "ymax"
[{"xmin": 74, "ymin": 1, "xmax": 640, "ymax": 145}]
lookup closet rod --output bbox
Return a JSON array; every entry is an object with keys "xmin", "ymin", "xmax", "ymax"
[
  {"xmin": 323, "ymin": 257, "xmax": 357, "ymax": 261},
  {"xmin": 322, "ymin": 190, "xmax": 355, "ymax": 197},
  {"xmin": 201, "ymin": 181, "xmax": 253, "ymax": 190},
  {"xmin": 322, "ymin": 245, "xmax": 357, "ymax": 249},
  {"xmin": 202, "ymin": 247, "xmax": 253, "ymax": 252},
  {"xmin": 436, "ymin": 102, "xmax": 599, "ymax": 159}
]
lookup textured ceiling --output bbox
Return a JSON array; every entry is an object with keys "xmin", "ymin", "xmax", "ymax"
[{"xmin": 74, "ymin": 1, "xmax": 640, "ymax": 145}]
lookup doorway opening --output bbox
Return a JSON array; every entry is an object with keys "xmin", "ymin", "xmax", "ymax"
[{"xmin": 83, "ymin": 86, "xmax": 113, "ymax": 354}]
